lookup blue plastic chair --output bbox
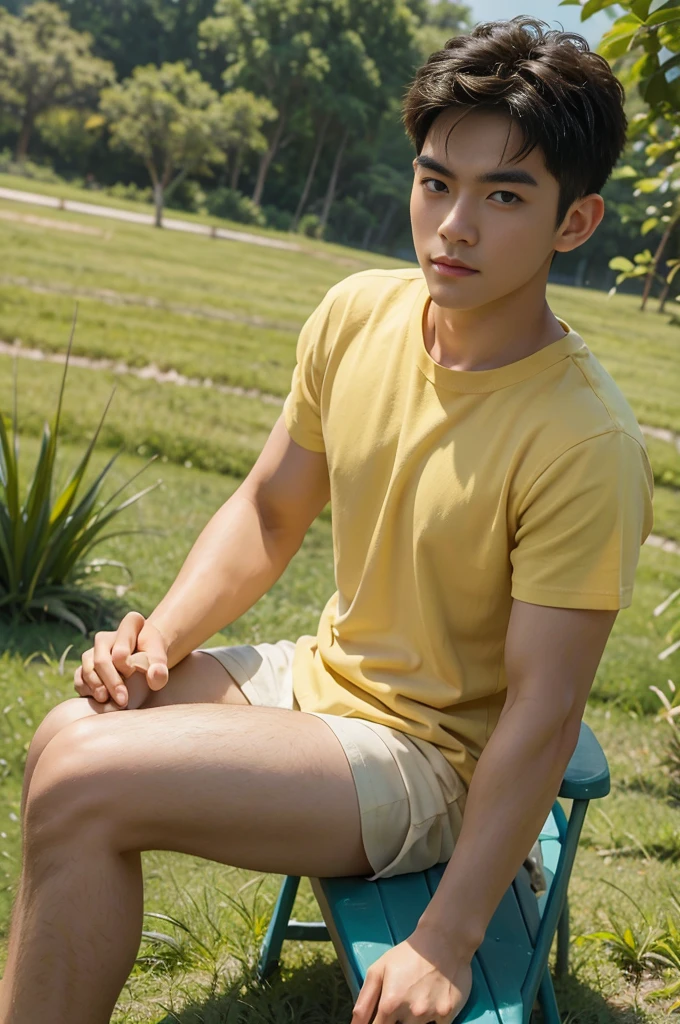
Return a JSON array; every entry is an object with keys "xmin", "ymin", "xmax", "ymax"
[{"xmin": 257, "ymin": 720, "xmax": 610, "ymax": 1023}]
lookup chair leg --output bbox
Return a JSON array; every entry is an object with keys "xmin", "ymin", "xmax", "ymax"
[
  {"xmin": 257, "ymin": 875, "xmax": 301, "ymax": 983},
  {"xmin": 555, "ymin": 898, "xmax": 569, "ymax": 980},
  {"xmin": 537, "ymin": 969, "xmax": 562, "ymax": 1024}
]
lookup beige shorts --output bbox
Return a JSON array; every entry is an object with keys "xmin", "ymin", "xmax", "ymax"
[{"xmin": 197, "ymin": 638, "xmax": 468, "ymax": 881}]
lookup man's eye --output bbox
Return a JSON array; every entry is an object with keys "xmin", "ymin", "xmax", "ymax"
[
  {"xmin": 421, "ymin": 177, "xmax": 447, "ymax": 193},
  {"xmin": 490, "ymin": 190, "xmax": 521, "ymax": 205}
]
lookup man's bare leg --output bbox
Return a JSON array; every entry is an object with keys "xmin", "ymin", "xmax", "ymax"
[
  {"xmin": 0, "ymin": 651, "xmax": 329, "ymax": 1019},
  {"xmin": 18, "ymin": 650, "xmax": 250, "ymax": 820},
  {"xmin": 1, "ymin": 699, "xmax": 372, "ymax": 1023}
]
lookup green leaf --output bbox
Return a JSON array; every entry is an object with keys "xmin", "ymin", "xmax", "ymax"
[
  {"xmin": 642, "ymin": 216, "xmax": 660, "ymax": 233},
  {"xmin": 646, "ymin": 4, "xmax": 680, "ymax": 28},
  {"xmin": 582, "ymin": 0, "xmax": 621, "ymax": 18},
  {"xmin": 55, "ymin": 481, "xmax": 162, "ymax": 577},
  {"xmin": 636, "ymin": 176, "xmax": 665, "ymax": 192},
  {"xmin": 667, "ymin": 261, "xmax": 680, "ymax": 284},
  {"xmin": 609, "ymin": 256, "xmax": 635, "ymax": 271},
  {"xmin": 48, "ymin": 391, "xmax": 118, "ymax": 529},
  {"xmin": 611, "ymin": 164, "xmax": 640, "ymax": 179},
  {"xmin": 600, "ymin": 29, "xmax": 644, "ymax": 60},
  {"xmin": 25, "ymin": 596, "xmax": 87, "ymax": 634},
  {"xmin": 631, "ymin": 0, "xmax": 653, "ymax": 18},
  {"xmin": 634, "ymin": 249, "xmax": 654, "ymax": 263}
]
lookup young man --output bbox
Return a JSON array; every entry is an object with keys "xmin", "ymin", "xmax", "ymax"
[{"xmin": 0, "ymin": 15, "xmax": 654, "ymax": 1024}]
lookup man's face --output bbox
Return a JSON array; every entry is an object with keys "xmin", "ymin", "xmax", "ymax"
[{"xmin": 410, "ymin": 106, "xmax": 565, "ymax": 310}]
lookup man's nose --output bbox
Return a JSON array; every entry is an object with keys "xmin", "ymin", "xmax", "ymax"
[{"xmin": 437, "ymin": 196, "xmax": 478, "ymax": 245}]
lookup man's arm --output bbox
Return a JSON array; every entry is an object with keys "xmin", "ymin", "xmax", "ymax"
[
  {"xmin": 145, "ymin": 413, "xmax": 330, "ymax": 669},
  {"xmin": 412, "ymin": 598, "xmax": 618, "ymax": 960},
  {"xmin": 79, "ymin": 408, "xmax": 330, "ymax": 704}
]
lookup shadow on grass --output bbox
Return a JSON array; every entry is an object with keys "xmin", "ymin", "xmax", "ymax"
[
  {"xmin": 154, "ymin": 955, "xmax": 353, "ymax": 1024},
  {"xmin": 148, "ymin": 958, "xmax": 656, "ymax": 1024},
  {"xmin": 0, "ymin": 593, "xmax": 130, "ymax": 662},
  {"xmin": 552, "ymin": 972, "xmax": 662, "ymax": 1024}
]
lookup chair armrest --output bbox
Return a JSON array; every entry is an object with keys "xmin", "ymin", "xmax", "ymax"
[{"xmin": 558, "ymin": 720, "xmax": 610, "ymax": 800}]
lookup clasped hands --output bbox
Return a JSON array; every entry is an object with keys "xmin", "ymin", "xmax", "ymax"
[
  {"xmin": 351, "ymin": 925, "xmax": 473, "ymax": 1024},
  {"xmin": 73, "ymin": 610, "xmax": 171, "ymax": 710}
]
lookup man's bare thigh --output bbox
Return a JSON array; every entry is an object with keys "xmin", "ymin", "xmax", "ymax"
[
  {"xmin": 21, "ymin": 652, "xmax": 251, "ymax": 822},
  {"xmin": 29, "ymin": 702, "xmax": 374, "ymax": 878}
]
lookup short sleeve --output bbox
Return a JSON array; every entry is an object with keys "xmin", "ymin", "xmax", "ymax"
[
  {"xmin": 510, "ymin": 430, "xmax": 654, "ymax": 610},
  {"xmin": 283, "ymin": 284, "xmax": 341, "ymax": 453}
]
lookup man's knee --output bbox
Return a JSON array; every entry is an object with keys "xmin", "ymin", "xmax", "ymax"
[
  {"xmin": 24, "ymin": 716, "xmax": 105, "ymax": 845},
  {"xmin": 29, "ymin": 697, "xmax": 101, "ymax": 764}
]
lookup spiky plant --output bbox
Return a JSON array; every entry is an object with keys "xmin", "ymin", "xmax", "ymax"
[{"xmin": 0, "ymin": 308, "xmax": 162, "ymax": 633}]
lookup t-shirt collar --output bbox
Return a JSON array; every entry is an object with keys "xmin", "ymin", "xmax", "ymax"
[{"xmin": 410, "ymin": 276, "xmax": 587, "ymax": 394}]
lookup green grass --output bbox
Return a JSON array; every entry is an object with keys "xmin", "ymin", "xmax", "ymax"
[
  {"xmin": 0, "ymin": 350, "xmax": 281, "ymax": 478},
  {"xmin": 0, "ymin": 178, "xmax": 679, "ymax": 1021}
]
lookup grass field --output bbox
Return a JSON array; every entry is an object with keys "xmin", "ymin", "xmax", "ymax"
[{"xmin": 0, "ymin": 176, "xmax": 679, "ymax": 1022}]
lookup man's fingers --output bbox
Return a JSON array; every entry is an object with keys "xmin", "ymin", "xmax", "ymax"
[
  {"xmin": 79, "ymin": 649, "xmax": 111, "ymax": 703},
  {"xmin": 110, "ymin": 611, "xmax": 145, "ymax": 678},
  {"xmin": 93, "ymin": 630, "xmax": 128, "ymax": 705},
  {"xmin": 127, "ymin": 651, "xmax": 169, "ymax": 691},
  {"xmin": 147, "ymin": 662, "xmax": 169, "ymax": 690},
  {"xmin": 351, "ymin": 966, "xmax": 383, "ymax": 1024}
]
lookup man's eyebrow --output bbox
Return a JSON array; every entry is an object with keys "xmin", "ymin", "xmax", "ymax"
[{"xmin": 414, "ymin": 154, "xmax": 538, "ymax": 187}]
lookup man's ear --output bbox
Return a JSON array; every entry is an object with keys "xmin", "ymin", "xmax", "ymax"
[{"xmin": 554, "ymin": 194, "xmax": 605, "ymax": 256}]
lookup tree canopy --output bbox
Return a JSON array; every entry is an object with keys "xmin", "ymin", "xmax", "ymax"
[
  {"xmin": 100, "ymin": 61, "xmax": 225, "ymax": 225},
  {"xmin": 0, "ymin": 0, "xmax": 113, "ymax": 158}
]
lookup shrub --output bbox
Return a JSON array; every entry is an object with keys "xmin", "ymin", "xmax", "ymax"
[
  {"xmin": 105, "ymin": 181, "xmax": 153, "ymax": 204},
  {"xmin": 204, "ymin": 186, "xmax": 266, "ymax": 226},
  {"xmin": 165, "ymin": 178, "xmax": 206, "ymax": 214},
  {"xmin": 296, "ymin": 212, "xmax": 324, "ymax": 239},
  {"xmin": 0, "ymin": 311, "xmax": 162, "ymax": 634},
  {"xmin": 0, "ymin": 147, "xmax": 62, "ymax": 183},
  {"xmin": 262, "ymin": 205, "xmax": 294, "ymax": 232}
]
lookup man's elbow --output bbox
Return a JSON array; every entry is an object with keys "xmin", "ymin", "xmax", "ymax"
[{"xmin": 504, "ymin": 686, "xmax": 585, "ymax": 759}]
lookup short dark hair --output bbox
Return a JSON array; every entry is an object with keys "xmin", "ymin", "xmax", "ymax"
[{"xmin": 402, "ymin": 16, "xmax": 628, "ymax": 229}]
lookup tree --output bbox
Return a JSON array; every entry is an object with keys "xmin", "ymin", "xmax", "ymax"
[
  {"xmin": 312, "ymin": 0, "xmax": 426, "ymax": 237},
  {"xmin": 200, "ymin": 0, "xmax": 334, "ymax": 207},
  {"xmin": 46, "ymin": 0, "xmax": 219, "ymax": 81},
  {"xmin": 411, "ymin": 0, "xmax": 472, "ymax": 62},
  {"xmin": 213, "ymin": 87, "xmax": 277, "ymax": 191},
  {"xmin": 561, "ymin": 0, "xmax": 680, "ymax": 310},
  {"xmin": 0, "ymin": 0, "xmax": 114, "ymax": 160},
  {"xmin": 100, "ymin": 61, "xmax": 225, "ymax": 227}
]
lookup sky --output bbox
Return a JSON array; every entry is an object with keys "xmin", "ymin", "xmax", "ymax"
[{"xmin": 466, "ymin": 2, "xmax": 620, "ymax": 48}]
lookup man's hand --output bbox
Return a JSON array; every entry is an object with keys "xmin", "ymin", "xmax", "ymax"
[
  {"xmin": 74, "ymin": 611, "xmax": 170, "ymax": 709},
  {"xmin": 351, "ymin": 927, "xmax": 473, "ymax": 1024}
]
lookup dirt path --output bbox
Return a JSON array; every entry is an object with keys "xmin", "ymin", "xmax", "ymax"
[
  {"xmin": 0, "ymin": 185, "xmax": 367, "ymax": 269},
  {"xmin": 0, "ymin": 338, "xmax": 285, "ymax": 406},
  {"xmin": 0, "ymin": 184, "xmax": 303, "ymax": 250}
]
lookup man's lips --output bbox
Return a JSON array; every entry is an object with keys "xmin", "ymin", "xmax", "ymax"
[{"xmin": 431, "ymin": 259, "xmax": 479, "ymax": 277}]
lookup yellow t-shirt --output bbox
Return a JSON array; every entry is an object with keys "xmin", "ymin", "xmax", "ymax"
[{"xmin": 283, "ymin": 268, "xmax": 654, "ymax": 786}]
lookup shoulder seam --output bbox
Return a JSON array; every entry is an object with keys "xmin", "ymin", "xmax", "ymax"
[
  {"xmin": 568, "ymin": 351, "xmax": 620, "ymax": 427},
  {"xmin": 567, "ymin": 352, "xmax": 651, "ymax": 463},
  {"xmin": 517, "ymin": 427, "xmax": 647, "ymax": 511}
]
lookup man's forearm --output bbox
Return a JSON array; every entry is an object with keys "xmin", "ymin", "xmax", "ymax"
[
  {"xmin": 415, "ymin": 699, "xmax": 581, "ymax": 960},
  {"xmin": 146, "ymin": 489, "xmax": 303, "ymax": 668}
]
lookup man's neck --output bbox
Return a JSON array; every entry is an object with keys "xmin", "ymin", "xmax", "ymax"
[{"xmin": 424, "ymin": 288, "xmax": 568, "ymax": 373}]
